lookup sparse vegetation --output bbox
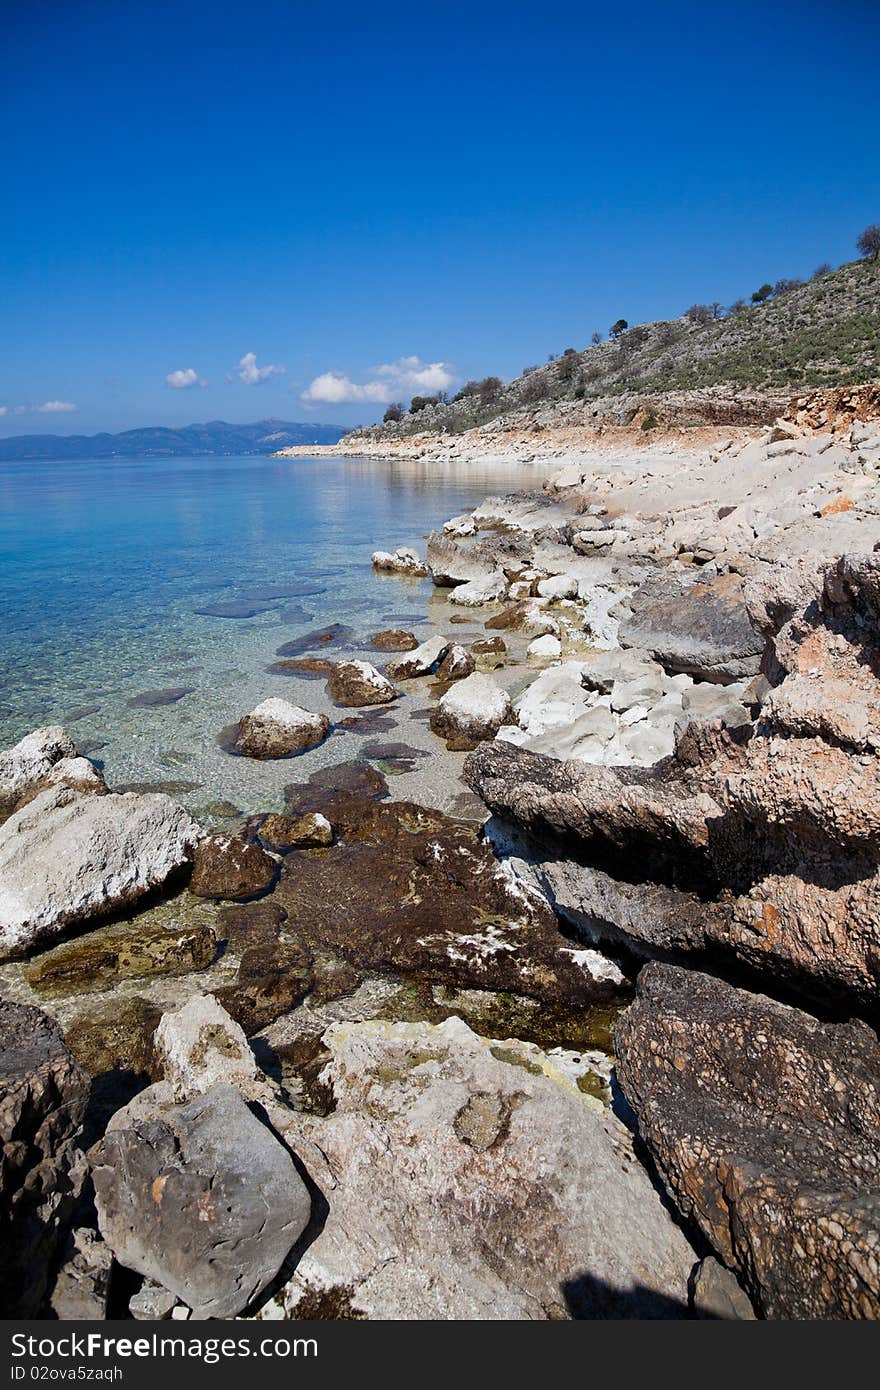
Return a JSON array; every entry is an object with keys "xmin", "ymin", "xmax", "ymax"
[
  {"xmin": 383, "ymin": 402, "xmax": 404, "ymax": 423},
  {"xmin": 857, "ymin": 224, "xmax": 880, "ymax": 261},
  {"xmin": 350, "ymin": 248, "xmax": 878, "ymax": 441}
]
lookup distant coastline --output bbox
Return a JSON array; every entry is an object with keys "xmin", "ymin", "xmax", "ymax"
[{"xmin": 0, "ymin": 417, "xmax": 346, "ymax": 462}]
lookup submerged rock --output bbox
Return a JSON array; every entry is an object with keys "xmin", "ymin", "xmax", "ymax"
[
  {"xmin": 327, "ymin": 660, "xmax": 398, "ymax": 707},
  {"xmin": 286, "ymin": 760, "xmax": 390, "ymax": 809},
  {"xmin": 369, "ymin": 629, "xmax": 419, "ymax": 652},
  {"xmin": 235, "ymin": 698, "xmax": 330, "ymax": 759},
  {"xmin": 65, "ymin": 996, "xmax": 163, "ymax": 1080},
  {"xmin": 91, "ymin": 1083, "xmax": 311, "ymax": 1320},
  {"xmin": 275, "ymin": 624, "xmax": 355, "ymax": 659},
  {"xmin": 127, "ymin": 687, "xmax": 194, "ymax": 708},
  {"xmin": 267, "ymin": 1018, "xmax": 695, "ymax": 1319},
  {"xmin": 0, "ymin": 787, "xmax": 200, "ymax": 961},
  {"xmin": 0, "ymin": 1000, "xmax": 89, "ymax": 1317},
  {"xmin": 615, "ymin": 964, "xmax": 880, "ymax": 1319},
  {"xmin": 272, "ymin": 793, "xmax": 623, "ymax": 1007},
  {"xmin": 24, "ymin": 919, "xmax": 217, "ymax": 997},
  {"xmin": 429, "ymin": 673, "xmax": 513, "ymax": 750}
]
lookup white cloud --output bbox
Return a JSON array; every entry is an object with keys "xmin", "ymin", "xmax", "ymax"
[
  {"xmin": 1, "ymin": 400, "xmax": 77, "ymax": 416},
  {"xmin": 301, "ymin": 371, "xmax": 390, "ymax": 404},
  {"xmin": 165, "ymin": 368, "xmax": 207, "ymax": 389},
  {"xmin": 301, "ymin": 355, "xmax": 457, "ymax": 405},
  {"xmin": 234, "ymin": 351, "xmax": 286, "ymax": 385}
]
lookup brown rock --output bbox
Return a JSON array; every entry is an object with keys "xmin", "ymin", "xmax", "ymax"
[
  {"xmin": 215, "ymin": 939, "xmax": 314, "ymax": 1036},
  {"xmin": 190, "ymin": 834, "xmax": 277, "ymax": 901},
  {"xmin": 258, "ymin": 811, "xmax": 334, "ymax": 851},
  {"xmin": 436, "ymin": 644, "xmax": 476, "ymax": 681},
  {"xmin": 369, "ymin": 630, "xmax": 419, "ymax": 652},
  {"xmin": 615, "ymin": 964, "xmax": 880, "ymax": 1319},
  {"xmin": 327, "ymin": 660, "xmax": 398, "ymax": 707},
  {"xmin": 272, "ymin": 793, "xmax": 625, "ymax": 1008},
  {"xmin": 65, "ymin": 996, "xmax": 162, "ymax": 1079}
]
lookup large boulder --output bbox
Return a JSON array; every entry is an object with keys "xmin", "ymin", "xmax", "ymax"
[
  {"xmin": 326, "ymin": 660, "xmax": 398, "ymax": 707},
  {"xmin": 0, "ymin": 787, "xmax": 201, "ymax": 960},
  {"xmin": 235, "ymin": 699, "xmax": 329, "ymax": 759},
  {"xmin": 615, "ymin": 964, "xmax": 880, "ymax": 1319},
  {"xmin": 91, "ymin": 1083, "xmax": 311, "ymax": 1319},
  {"xmin": 0, "ymin": 1000, "xmax": 89, "ymax": 1317},
  {"xmin": 429, "ymin": 673, "xmax": 513, "ymax": 750},
  {"xmin": 266, "ymin": 1018, "xmax": 696, "ymax": 1318},
  {"xmin": 619, "ymin": 571, "xmax": 764, "ymax": 683}
]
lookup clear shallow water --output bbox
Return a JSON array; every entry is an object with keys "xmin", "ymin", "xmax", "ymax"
[{"xmin": 0, "ymin": 453, "xmax": 545, "ymax": 816}]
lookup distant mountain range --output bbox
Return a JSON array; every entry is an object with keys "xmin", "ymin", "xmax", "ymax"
[{"xmin": 0, "ymin": 419, "xmax": 346, "ymax": 461}]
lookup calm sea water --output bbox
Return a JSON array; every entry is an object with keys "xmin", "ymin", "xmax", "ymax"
[{"xmin": 0, "ymin": 453, "xmax": 544, "ymax": 815}]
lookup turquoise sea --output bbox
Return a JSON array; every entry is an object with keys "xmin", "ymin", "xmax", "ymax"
[{"xmin": 0, "ymin": 453, "xmax": 544, "ymax": 816}]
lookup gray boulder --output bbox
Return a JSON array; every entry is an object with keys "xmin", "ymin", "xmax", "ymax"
[
  {"xmin": 91, "ymin": 1083, "xmax": 311, "ymax": 1319},
  {"xmin": 620, "ymin": 570, "xmax": 764, "ymax": 683}
]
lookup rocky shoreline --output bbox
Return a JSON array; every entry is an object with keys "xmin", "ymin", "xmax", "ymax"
[{"xmin": 3, "ymin": 403, "xmax": 880, "ymax": 1320}]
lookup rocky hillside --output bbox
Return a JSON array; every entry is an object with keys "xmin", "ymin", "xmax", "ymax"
[{"xmin": 346, "ymin": 258, "xmax": 879, "ymax": 442}]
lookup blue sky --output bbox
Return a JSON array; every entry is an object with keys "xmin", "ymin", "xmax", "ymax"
[{"xmin": 2, "ymin": 0, "xmax": 878, "ymax": 434}]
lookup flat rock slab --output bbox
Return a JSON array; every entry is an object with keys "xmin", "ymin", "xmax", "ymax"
[
  {"xmin": 276, "ymin": 625, "xmax": 355, "ymax": 659},
  {"xmin": 194, "ymin": 601, "xmax": 278, "ymax": 618},
  {"xmin": 0, "ymin": 787, "xmax": 200, "ymax": 960},
  {"xmin": 615, "ymin": 964, "xmax": 880, "ymax": 1319},
  {"xmin": 24, "ymin": 919, "xmax": 217, "ymax": 997},
  {"xmin": 272, "ymin": 793, "xmax": 624, "ymax": 1008},
  {"xmin": 91, "ymin": 1083, "xmax": 311, "ymax": 1319},
  {"xmin": 620, "ymin": 571, "xmax": 763, "ymax": 683},
  {"xmin": 127, "ymin": 687, "xmax": 194, "ymax": 708}
]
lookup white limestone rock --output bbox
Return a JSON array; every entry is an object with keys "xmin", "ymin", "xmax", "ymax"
[
  {"xmin": 0, "ymin": 787, "xmax": 201, "ymax": 961},
  {"xmin": 430, "ymin": 673, "xmax": 513, "ymax": 745},
  {"xmin": 264, "ymin": 1018, "xmax": 696, "ymax": 1319}
]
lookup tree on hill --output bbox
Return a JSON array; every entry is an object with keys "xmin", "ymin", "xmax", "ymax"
[
  {"xmin": 751, "ymin": 284, "xmax": 773, "ymax": 304},
  {"xmin": 591, "ymin": 331, "xmax": 602, "ymax": 345},
  {"xmin": 856, "ymin": 224, "xmax": 880, "ymax": 260},
  {"xmin": 609, "ymin": 319, "xmax": 628, "ymax": 338},
  {"xmin": 685, "ymin": 304, "xmax": 712, "ymax": 324},
  {"xmin": 383, "ymin": 402, "xmax": 404, "ymax": 423},
  {"xmin": 409, "ymin": 393, "xmax": 445, "ymax": 414},
  {"xmin": 812, "ymin": 262, "xmax": 833, "ymax": 279}
]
